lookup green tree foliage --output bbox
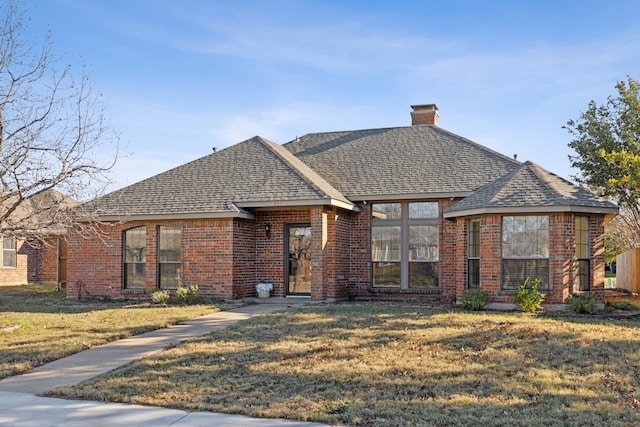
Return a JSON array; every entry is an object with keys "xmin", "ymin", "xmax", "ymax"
[{"xmin": 566, "ymin": 76, "xmax": 640, "ymax": 246}]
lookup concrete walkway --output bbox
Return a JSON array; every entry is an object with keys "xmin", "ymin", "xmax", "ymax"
[{"xmin": 0, "ymin": 303, "xmax": 329, "ymax": 427}]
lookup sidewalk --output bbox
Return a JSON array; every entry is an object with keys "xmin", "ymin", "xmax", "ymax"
[{"xmin": 0, "ymin": 303, "xmax": 329, "ymax": 427}]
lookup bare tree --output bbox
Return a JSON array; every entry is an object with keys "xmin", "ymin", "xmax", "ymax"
[{"xmin": 0, "ymin": 1, "xmax": 118, "ymax": 245}]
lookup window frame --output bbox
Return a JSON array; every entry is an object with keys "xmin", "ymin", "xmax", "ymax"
[
  {"xmin": 501, "ymin": 215, "xmax": 549, "ymax": 290},
  {"xmin": 371, "ymin": 201, "xmax": 439, "ymax": 289},
  {"xmin": 157, "ymin": 226, "xmax": 182, "ymax": 289},
  {"xmin": 123, "ymin": 227, "xmax": 147, "ymax": 289},
  {"xmin": 574, "ymin": 216, "xmax": 590, "ymax": 292},
  {"xmin": 467, "ymin": 219, "xmax": 480, "ymax": 289},
  {"xmin": 1, "ymin": 237, "xmax": 17, "ymax": 268}
]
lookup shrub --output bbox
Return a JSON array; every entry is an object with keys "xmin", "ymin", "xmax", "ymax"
[
  {"xmin": 150, "ymin": 289, "xmax": 170, "ymax": 304},
  {"xmin": 608, "ymin": 300, "xmax": 639, "ymax": 311},
  {"xmin": 568, "ymin": 293, "xmax": 596, "ymax": 314},
  {"xmin": 460, "ymin": 289, "xmax": 491, "ymax": 311},
  {"xmin": 515, "ymin": 277, "xmax": 545, "ymax": 312},
  {"xmin": 176, "ymin": 285, "xmax": 202, "ymax": 304}
]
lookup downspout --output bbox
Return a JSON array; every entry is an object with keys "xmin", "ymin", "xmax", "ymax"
[{"xmin": 56, "ymin": 235, "xmax": 61, "ymax": 292}]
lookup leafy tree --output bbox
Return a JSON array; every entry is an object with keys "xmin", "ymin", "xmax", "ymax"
[
  {"xmin": 0, "ymin": 1, "xmax": 118, "ymax": 245},
  {"xmin": 566, "ymin": 76, "xmax": 640, "ymax": 246},
  {"xmin": 604, "ymin": 213, "xmax": 634, "ymax": 265}
]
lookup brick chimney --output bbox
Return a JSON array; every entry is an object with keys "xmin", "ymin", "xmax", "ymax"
[{"xmin": 411, "ymin": 104, "xmax": 439, "ymax": 126}]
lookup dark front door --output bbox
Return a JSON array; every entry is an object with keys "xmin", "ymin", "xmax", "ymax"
[{"xmin": 287, "ymin": 224, "xmax": 312, "ymax": 295}]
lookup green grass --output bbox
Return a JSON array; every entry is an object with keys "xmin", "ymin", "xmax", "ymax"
[
  {"xmin": 0, "ymin": 284, "xmax": 224, "ymax": 379},
  {"xmin": 48, "ymin": 305, "xmax": 640, "ymax": 426}
]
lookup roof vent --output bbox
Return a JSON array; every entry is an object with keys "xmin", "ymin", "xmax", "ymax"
[{"xmin": 411, "ymin": 104, "xmax": 439, "ymax": 126}]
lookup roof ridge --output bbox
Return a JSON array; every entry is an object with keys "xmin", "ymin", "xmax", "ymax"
[
  {"xmin": 253, "ymin": 136, "xmax": 352, "ymax": 204},
  {"xmin": 430, "ymin": 126, "xmax": 522, "ymax": 166},
  {"xmin": 284, "ymin": 126, "xmax": 400, "ymax": 145}
]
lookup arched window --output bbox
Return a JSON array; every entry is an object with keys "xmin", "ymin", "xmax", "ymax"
[{"xmin": 124, "ymin": 227, "xmax": 146, "ymax": 288}]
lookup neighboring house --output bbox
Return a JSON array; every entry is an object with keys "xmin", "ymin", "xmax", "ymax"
[
  {"xmin": 0, "ymin": 189, "xmax": 72, "ymax": 286},
  {"xmin": 67, "ymin": 104, "xmax": 618, "ymax": 305}
]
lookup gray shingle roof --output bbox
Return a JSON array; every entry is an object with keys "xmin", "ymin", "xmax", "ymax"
[
  {"xmin": 444, "ymin": 161, "xmax": 618, "ymax": 217},
  {"xmin": 90, "ymin": 136, "xmax": 353, "ymax": 219},
  {"xmin": 87, "ymin": 121, "xmax": 617, "ymax": 220},
  {"xmin": 284, "ymin": 126, "xmax": 521, "ymax": 199}
]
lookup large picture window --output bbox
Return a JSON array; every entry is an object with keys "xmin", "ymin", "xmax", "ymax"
[
  {"xmin": 124, "ymin": 227, "xmax": 146, "ymax": 289},
  {"xmin": 1, "ymin": 237, "xmax": 16, "ymax": 268},
  {"xmin": 574, "ymin": 216, "xmax": 590, "ymax": 292},
  {"xmin": 467, "ymin": 219, "xmax": 480, "ymax": 289},
  {"xmin": 502, "ymin": 216, "xmax": 549, "ymax": 290},
  {"xmin": 372, "ymin": 202, "xmax": 439, "ymax": 289},
  {"xmin": 158, "ymin": 226, "xmax": 182, "ymax": 288}
]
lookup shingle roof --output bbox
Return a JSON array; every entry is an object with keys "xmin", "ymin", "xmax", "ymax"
[
  {"xmin": 284, "ymin": 126, "xmax": 521, "ymax": 199},
  {"xmin": 87, "ymin": 120, "xmax": 617, "ymax": 220},
  {"xmin": 90, "ymin": 136, "xmax": 353, "ymax": 219},
  {"xmin": 443, "ymin": 161, "xmax": 618, "ymax": 218}
]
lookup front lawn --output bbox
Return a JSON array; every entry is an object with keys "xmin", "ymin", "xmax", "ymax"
[
  {"xmin": 0, "ymin": 284, "xmax": 224, "ymax": 379},
  {"xmin": 49, "ymin": 305, "xmax": 640, "ymax": 426}
]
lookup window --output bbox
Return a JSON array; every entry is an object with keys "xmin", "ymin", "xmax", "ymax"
[
  {"xmin": 574, "ymin": 216, "xmax": 590, "ymax": 292},
  {"xmin": 372, "ymin": 202, "xmax": 439, "ymax": 289},
  {"xmin": 1, "ymin": 237, "xmax": 16, "ymax": 268},
  {"xmin": 158, "ymin": 226, "xmax": 182, "ymax": 288},
  {"xmin": 467, "ymin": 219, "xmax": 480, "ymax": 289},
  {"xmin": 502, "ymin": 216, "xmax": 549, "ymax": 290},
  {"xmin": 124, "ymin": 227, "xmax": 146, "ymax": 288}
]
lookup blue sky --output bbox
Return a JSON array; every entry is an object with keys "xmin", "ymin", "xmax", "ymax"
[{"xmin": 23, "ymin": 0, "xmax": 640, "ymax": 190}]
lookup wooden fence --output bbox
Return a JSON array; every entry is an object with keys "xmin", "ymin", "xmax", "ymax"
[{"xmin": 615, "ymin": 248, "xmax": 640, "ymax": 293}]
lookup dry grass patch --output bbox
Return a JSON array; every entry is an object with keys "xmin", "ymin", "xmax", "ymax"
[
  {"xmin": 49, "ymin": 305, "xmax": 640, "ymax": 426},
  {"xmin": 0, "ymin": 284, "xmax": 224, "ymax": 379}
]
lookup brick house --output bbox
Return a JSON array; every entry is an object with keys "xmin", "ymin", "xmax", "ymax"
[
  {"xmin": 67, "ymin": 104, "xmax": 618, "ymax": 305},
  {"xmin": 1, "ymin": 190, "xmax": 71, "ymax": 286}
]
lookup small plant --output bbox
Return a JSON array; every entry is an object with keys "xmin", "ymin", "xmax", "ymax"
[
  {"xmin": 515, "ymin": 277, "xmax": 546, "ymax": 312},
  {"xmin": 608, "ymin": 300, "xmax": 639, "ymax": 311},
  {"xmin": 150, "ymin": 289, "xmax": 170, "ymax": 304},
  {"xmin": 568, "ymin": 293, "xmax": 596, "ymax": 314},
  {"xmin": 460, "ymin": 289, "xmax": 490, "ymax": 311},
  {"xmin": 176, "ymin": 285, "xmax": 202, "ymax": 304}
]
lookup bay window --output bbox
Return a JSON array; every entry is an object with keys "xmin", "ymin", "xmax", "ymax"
[
  {"xmin": 502, "ymin": 216, "xmax": 549, "ymax": 290},
  {"xmin": 467, "ymin": 219, "xmax": 480, "ymax": 289},
  {"xmin": 574, "ymin": 216, "xmax": 590, "ymax": 292}
]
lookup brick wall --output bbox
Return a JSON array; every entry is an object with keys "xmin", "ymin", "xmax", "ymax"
[
  {"xmin": 232, "ymin": 219, "xmax": 256, "ymax": 298},
  {"xmin": 65, "ymin": 207, "xmax": 607, "ymax": 305},
  {"xmin": 0, "ymin": 239, "xmax": 28, "ymax": 284},
  {"xmin": 67, "ymin": 219, "xmax": 238, "ymax": 299},
  {"xmin": 452, "ymin": 212, "xmax": 606, "ymax": 305},
  {"xmin": 66, "ymin": 208, "xmax": 355, "ymax": 300},
  {"xmin": 27, "ymin": 236, "xmax": 62, "ymax": 285}
]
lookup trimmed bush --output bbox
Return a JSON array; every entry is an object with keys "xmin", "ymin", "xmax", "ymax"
[
  {"xmin": 150, "ymin": 289, "xmax": 170, "ymax": 304},
  {"xmin": 460, "ymin": 289, "xmax": 491, "ymax": 311},
  {"xmin": 568, "ymin": 293, "xmax": 596, "ymax": 314},
  {"xmin": 176, "ymin": 285, "xmax": 202, "ymax": 304},
  {"xmin": 515, "ymin": 277, "xmax": 546, "ymax": 313}
]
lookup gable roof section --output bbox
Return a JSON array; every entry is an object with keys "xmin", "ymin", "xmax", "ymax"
[
  {"xmin": 284, "ymin": 126, "xmax": 521, "ymax": 200},
  {"xmin": 443, "ymin": 161, "xmax": 618, "ymax": 218},
  {"xmin": 89, "ymin": 136, "xmax": 354, "ymax": 221}
]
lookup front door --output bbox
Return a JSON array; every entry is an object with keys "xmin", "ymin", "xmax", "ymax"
[{"xmin": 287, "ymin": 224, "xmax": 312, "ymax": 295}]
